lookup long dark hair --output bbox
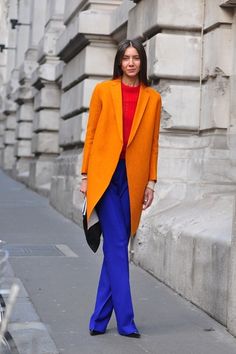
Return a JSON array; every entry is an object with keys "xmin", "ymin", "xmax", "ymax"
[{"xmin": 112, "ymin": 39, "xmax": 149, "ymax": 86}]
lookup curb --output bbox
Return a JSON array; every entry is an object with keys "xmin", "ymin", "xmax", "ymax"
[{"xmin": 1, "ymin": 262, "xmax": 59, "ymax": 354}]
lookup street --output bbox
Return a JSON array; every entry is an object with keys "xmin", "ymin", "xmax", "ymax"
[{"xmin": 1, "ymin": 169, "xmax": 236, "ymax": 354}]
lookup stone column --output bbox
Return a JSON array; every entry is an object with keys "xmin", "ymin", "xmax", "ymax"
[
  {"xmin": 2, "ymin": 93, "xmax": 18, "ymax": 171},
  {"xmin": 1, "ymin": 0, "xmax": 31, "ymax": 174},
  {"xmin": 0, "ymin": 0, "xmax": 9, "ymax": 166},
  {"xmin": 15, "ymin": 0, "xmax": 31, "ymax": 67},
  {"xmin": 229, "ymin": 201, "xmax": 236, "ymax": 335},
  {"xmin": 0, "ymin": 0, "xmax": 7, "ymax": 85},
  {"xmin": 110, "ymin": 0, "xmax": 135, "ymax": 41},
  {"xmin": 11, "ymin": 9, "xmax": 32, "ymax": 177},
  {"xmin": 13, "ymin": 76, "xmax": 36, "ymax": 181},
  {"xmin": 0, "ymin": 112, "xmax": 6, "ymax": 167},
  {"xmin": 129, "ymin": 0, "xmax": 235, "ymax": 327},
  {"xmin": 13, "ymin": 0, "xmax": 48, "ymax": 181},
  {"xmin": 50, "ymin": 0, "xmax": 122, "ymax": 221},
  {"xmin": 226, "ymin": 5, "xmax": 236, "ymax": 337},
  {"xmin": 28, "ymin": 0, "xmax": 65, "ymax": 195},
  {"xmin": 5, "ymin": 0, "xmax": 17, "ymax": 81}
]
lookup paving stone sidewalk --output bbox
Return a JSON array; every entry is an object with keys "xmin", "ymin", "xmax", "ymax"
[{"xmin": 1, "ymin": 168, "xmax": 236, "ymax": 354}]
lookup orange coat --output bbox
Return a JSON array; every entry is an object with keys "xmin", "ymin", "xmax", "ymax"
[{"xmin": 81, "ymin": 78, "xmax": 162, "ymax": 236}]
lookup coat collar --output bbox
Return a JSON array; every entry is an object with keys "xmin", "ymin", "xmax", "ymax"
[{"xmin": 110, "ymin": 79, "xmax": 150, "ymax": 146}]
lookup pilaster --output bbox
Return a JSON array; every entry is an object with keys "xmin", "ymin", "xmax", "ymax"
[
  {"xmin": 0, "ymin": 0, "xmax": 9, "ymax": 166},
  {"xmin": 110, "ymin": 0, "xmax": 135, "ymax": 42},
  {"xmin": 12, "ymin": 0, "xmax": 48, "ymax": 181},
  {"xmin": 0, "ymin": 0, "xmax": 32, "ymax": 177},
  {"xmin": 129, "ymin": 0, "xmax": 236, "ymax": 329},
  {"xmin": 12, "ymin": 50, "xmax": 38, "ymax": 181},
  {"xmin": 28, "ymin": 0, "xmax": 65, "ymax": 195},
  {"xmin": 50, "ymin": 0, "xmax": 120, "ymax": 221},
  {"xmin": 15, "ymin": 0, "xmax": 31, "ymax": 68},
  {"xmin": 2, "ymin": 81, "xmax": 18, "ymax": 171},
  {"xmin": 4, "ymin": 0, "xmax": 17, "ymax": 82},
  {"xmin": 226, "ymin": 7, "xmax": 236, "ymax": 337},
  {"xmin": 0, "ymin": 112, "xmax": 6, "ymax": 167},
  {"xmin": 127, "ymin": 0, "xmax": 202, "ymax": 39}
]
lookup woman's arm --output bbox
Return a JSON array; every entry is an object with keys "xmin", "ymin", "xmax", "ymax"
[
  {"xmin": 80, "ymin": 174, "xmax": 88, "ymax": 195},
  {"xmin": 81, "ymin": 84, "xmax": 102, "ymax": 174},
  {"xmin": 143, "ymin": 95, "xmax": 161, "ymax": 209},
  {"xmin": 142, "ymin": 186, "xmax": 154, "ymax": 210},
  {"xmin": 148, "ymin": 95, "xmax": 162, "ymax": 181}
]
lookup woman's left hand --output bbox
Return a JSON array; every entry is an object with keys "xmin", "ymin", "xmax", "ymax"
[{"xmin": 143, "ymin": 187, "xmax": 154, "ymax": 210}]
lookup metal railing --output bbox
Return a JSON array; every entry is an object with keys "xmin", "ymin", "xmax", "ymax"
[{"xmin": 0, "ymin": 248, "xmax": 20, "ymax": 353}]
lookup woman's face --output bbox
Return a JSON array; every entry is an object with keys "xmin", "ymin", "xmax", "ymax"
[{"xmin": 121, "ymin": 46, "xmax": 141, "ymax": 80}]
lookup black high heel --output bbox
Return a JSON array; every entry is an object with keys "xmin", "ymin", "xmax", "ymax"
[
  {"xmin": 90, "ymin": 330, "xmax": 105, "ymax": 336},
  {"xmin": 121, "ymin": 332, "xmax": 141, "ymax": 338}
]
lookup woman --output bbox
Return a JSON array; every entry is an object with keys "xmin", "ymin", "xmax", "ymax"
[{"xmin": 80, "ymin": 39, "xmax": 162, "ymax": 338}]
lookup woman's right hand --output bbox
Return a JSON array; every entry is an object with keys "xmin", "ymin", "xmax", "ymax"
[{"xmin": 80, "ymin": 179, "xmax": 87, "ymax": 195}]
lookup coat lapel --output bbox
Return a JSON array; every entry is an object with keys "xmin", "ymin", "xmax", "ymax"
[
  {"xmin": 110, "ymin": 80, "xmax": 150, "ymax": 146},
  {"xmin": 110, "ymin": 80, "xmax": 123, "ymax": 142},
  {"xmin": 127, "ymin": 84, "xmax": 150, "ymax": 147}
]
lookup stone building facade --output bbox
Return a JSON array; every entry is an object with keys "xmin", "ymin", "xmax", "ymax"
[{"xmin": 1, "ymin": 0, "xmax": 236, "ymax": 336}]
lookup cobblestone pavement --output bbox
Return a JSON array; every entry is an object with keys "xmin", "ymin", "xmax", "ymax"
[{"xmin": 1, "ymin": 168, "xmax": 236, "ymax": 354}]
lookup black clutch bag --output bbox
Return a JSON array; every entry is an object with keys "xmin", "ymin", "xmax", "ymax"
[{"xmin": 82, "ymin": 198, "xmax": 101, "ymax": 253}]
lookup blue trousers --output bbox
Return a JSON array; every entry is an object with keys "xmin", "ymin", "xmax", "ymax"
[{"xmin": 89, "ymin": 159, "xmax": 138, "ymax": 335}]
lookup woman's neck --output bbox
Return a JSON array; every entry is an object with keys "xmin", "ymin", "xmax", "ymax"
[{"xmin": 121, "ymin": 76, "xmax": 140, "ymax": 87}]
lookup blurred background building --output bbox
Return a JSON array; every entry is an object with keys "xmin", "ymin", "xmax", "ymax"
[{"xmin": 0, "ymin": 0, "xmax": 236, "ymax": 337}]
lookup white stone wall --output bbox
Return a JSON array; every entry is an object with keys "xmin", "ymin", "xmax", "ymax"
[
  {"xmin": 0, "ymin": 0, "xmax": 11, "ymax": 166},
  {"xmin": 11, "ymin": 0, "xmax": 45, "ymax": 181},
  {"xmin": 1, "ymin": 0, "xmax": 236, "ymax": 337},
  {"xmin": 50, "ymin": 0, "xmax": 120, "ymax": 218},
  {"xmin": 28, "ymin": 0, "xmax": 64, "ymax": 193},
  {"xmin": 225, "ymin": 7, "xmax": 236, "ymax": 336},
  {"xmin": 129, "ymin": 0, "xmax": 236, "ymax": 333},
  {"xmin": 2, "ymin": 66, "xmax": 19, "ymax": 170}
]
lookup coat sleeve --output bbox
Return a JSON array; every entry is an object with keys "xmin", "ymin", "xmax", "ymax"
[
  {"xmin": 148, "ymin": 94, "xmax": 162, "ymax": 182},
  {"xmin": 81, "ymin": 84, "xmax": 102, "ymax": 174}
]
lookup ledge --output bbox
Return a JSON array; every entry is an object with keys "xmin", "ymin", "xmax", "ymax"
[
  {"xmin": 220, "ymin": 0, "xmax": 236, "ymax": 7},
  {"xmin": 56, "ymin": 10, "xmax": 112, "ymax": 62}
]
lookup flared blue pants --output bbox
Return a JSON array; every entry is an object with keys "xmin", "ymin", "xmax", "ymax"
[{"xmin": 89, "ymin": 159, "xmax": 138, "ymax": 335}]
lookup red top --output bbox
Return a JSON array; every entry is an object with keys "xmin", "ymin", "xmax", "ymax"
[{"xmin": 120, "ymin": 82, "xmax": 140, "ymax": 159}]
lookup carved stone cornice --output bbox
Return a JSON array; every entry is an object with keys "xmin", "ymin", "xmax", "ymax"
[
  {"xmin": 220, "ymin": 0, "xmax": 236, "ymax": 7},
  {"xmin": 57, "ymin": 10, "xmax": 115, "ymax": 63},
  {"xmin": 31, "ymin": 61, "xmax": 61, "ymax": 89}
]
